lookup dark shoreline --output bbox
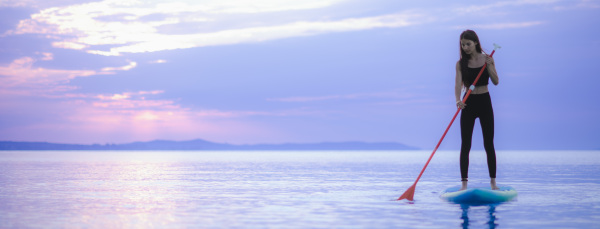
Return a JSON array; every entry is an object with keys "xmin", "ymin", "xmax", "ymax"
[{"xmin": 0, "ymin": 139, "xmax": 418, "ymax": 151}]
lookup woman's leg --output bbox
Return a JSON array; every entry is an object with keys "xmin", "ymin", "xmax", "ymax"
[
  {"xmin": 479, "ymin": 93, "xmax": 498, "ymax": 189},
  {"xmin": 480, "ymin": 113, "xmax": 496, "ymax": 178},
  {"xmin": 460, "ymin": 108, "xmax": 476, "ymax": 190}
]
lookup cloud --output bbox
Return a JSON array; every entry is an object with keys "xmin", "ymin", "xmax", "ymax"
[
  {"xmin": 38, "ymin": 52, "xmax": 54, "ymax": 60},
  {"xmin": 268, "ymin": 91, "xmax": 415, "ymax": 103},
  {"xmin": 4, "ymin": 0, "xmax": 581, "ymax": 56},
  {"xmin": 100, "ymin": 61, "xmax": 137, "ymax": 72},
  {"xmin": 88, "ymin": 90, "xmax": 313, "ymax": 119},
  {"xmin": 55, "ymin": 105, "xmax": 275, "ymax": 144},
  {"xmin": 5, "ymin": 0, "xmax": 423, "ymax": 56},
  {"xmin": 4, "ymin": 0, "xmax": 569, "ymax": 56},
  {"xmin": 0, "ymin": 51, "xmax": 305, "ymax": 143},
  {"xmin": 102, "ymin": 13, "xmax": 419, "ymax": 55},
  {"xmin": 0, "ymin": 0, "xmax": 35, "ymax": 7},
  {"xmin": 453, "ymin": 0, "xmax": 560, "ymax": 15},
  {"xmin": 3, "ymin": 88, "xmax": 307, "ymax": 144},
  {"xmin": 52, "ymin": 41, "xmax": 88, "ymax": 50},
  {"xmin": 149, "ymin": 59, "xmax": 167, "ymax": 64},
  {"xmin": 0, "ymin": 56, "xmax": 98, "ymax": 90},
  {"xmin": 455, "ymin": 21, "xmax": 545, "ymax": 30},
  {"xmin": 95, "ymin": 90, "xmax": 164, "ymax": 101},
  {"xmin": 0, "ymin": 55, "xmax": 135, "ymax": 96},
  {"xmin": 553, "ymin": 0, "xmax": 600, "ymax": 10},
  {"xmin": 92, "ymin": 96, "xmax": 177, "ymax": 110}
]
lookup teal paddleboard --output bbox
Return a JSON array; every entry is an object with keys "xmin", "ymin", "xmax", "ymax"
[{"xmin": 440, "ymin": 186, "xmax": 517, "ymax": 205}]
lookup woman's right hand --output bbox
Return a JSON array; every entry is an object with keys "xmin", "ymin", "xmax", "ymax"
[{"xmin": 457, "ymin": 101, "xmax": 467, "ymax": 109}]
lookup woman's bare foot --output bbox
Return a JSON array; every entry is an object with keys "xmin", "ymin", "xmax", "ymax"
[{"xmin": 490, "ymin": 178, "xmax": 499, "ymax": 190}]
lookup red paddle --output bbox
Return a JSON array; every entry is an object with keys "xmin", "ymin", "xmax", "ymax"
[{"xmin": 397, "ymin": 43, "xmax": 501, "ymax": 201}]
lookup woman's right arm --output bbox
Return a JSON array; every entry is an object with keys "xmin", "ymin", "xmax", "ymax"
[{"xmin": 455, "ymin": 61, "xmax": 466, "ymax": 109}]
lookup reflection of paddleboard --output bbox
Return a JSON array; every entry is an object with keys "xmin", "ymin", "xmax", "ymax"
[{"xmin": 440, "ymin": 186, "xmax": 517, "ymax": 205}]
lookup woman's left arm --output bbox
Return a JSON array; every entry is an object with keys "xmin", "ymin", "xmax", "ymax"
[{"xmin": 486, "ymin": 55, "xmax": 499, "ymax": 85}]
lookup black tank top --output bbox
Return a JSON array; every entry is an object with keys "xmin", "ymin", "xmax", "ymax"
[{"xmin": 463, "ymin": 66, "xmax": 489, "ymax": 87}]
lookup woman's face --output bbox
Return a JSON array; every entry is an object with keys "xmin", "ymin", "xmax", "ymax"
[{"xmin": 461, "ymin": 39, "xmax": 477, "ymax": 55}]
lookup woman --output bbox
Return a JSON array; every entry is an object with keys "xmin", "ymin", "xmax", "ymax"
[{"xmin": 455, "ymin": 30, "xmax": 499, "ymax": 190}]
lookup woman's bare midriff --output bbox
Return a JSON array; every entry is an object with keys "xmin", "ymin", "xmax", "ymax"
[{"xmin": 470, "ymin": 85, "xmax": 489, "ymax": 94}]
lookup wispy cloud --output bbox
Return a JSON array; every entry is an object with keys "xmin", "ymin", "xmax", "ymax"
[
  {"xmin": 5, "ymin": 0, "xmax": 423, "ymax": 56},
  {"xmin": 452, "ymin": 0, "xmax": 560, "ymax": 15},
  {"xmin": 51, "ymin": 103, "xmax": 264, "ymax": 144},
  {"xmin": 455, "ymin": 21, "xmax": 545, "ymax": 30},
  {"xmin": 38, "ymin": 52, "xmax": 54, "ymax": 61},
  {"xmin": 0, "ymin": 56, "xmax": 97, "ymax": 90},
  {"xmin": 92, "ymin": 91, "xmax": 177, "ymax": 111},
  {"xmin": 101, "ymin": 61, "xmax": 137, "ymax": 72},
  {"xmin": 553, "ymin": 0, "xmax": 600, "ymax": 10},
  {"xmin": 96, "ymin": 90, "xmax": 164, "ymax": 101},
  {"xmin": 0, "ymin": 50, "xmax": 308, "ymax": 142},
  {"xmin": 8, "ymin": 90, "xmax": 317, "ymax": 143},
  {"xmin": 4, "ymin": 0, "xmax": 571, "ymax": 57},
  {"xmin": 98, "ymin": 13, "xmax": 420, "ymax": 56},
  {"xmin": 0, "ymin": 53, "xmax": 315, "ymax": 142},
  {"xmin": 149, "ymin": 59, "xmax": 167, "ymax": 64},
  {"xmin": 0, "ymin": 55, "xmax": 136, "ymax": 96},
  {"xmin": 268, "ymin": 91, "xmax": 415, "ymax": 103},
  {"xmin": 0, "ymin": 0, "xmax": 34, "ymax": 8},
  {"xmin": 4, "ymin": 0, "xmax": 582, "ymax": 57}
]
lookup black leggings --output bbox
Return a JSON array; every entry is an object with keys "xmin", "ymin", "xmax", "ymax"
[{"xmin": 460, "ymin": 92, "xmax": 496, "ymax": 180}]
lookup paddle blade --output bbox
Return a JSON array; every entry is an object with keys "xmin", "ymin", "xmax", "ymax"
[{"xmin": 397, "ymin": 184, "xmax": 416, "ymax": 201}]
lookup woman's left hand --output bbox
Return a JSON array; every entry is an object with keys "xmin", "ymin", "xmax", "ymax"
[{"xmin": 486, "ymin": 55, "xmax": 495, "ymax": 66}]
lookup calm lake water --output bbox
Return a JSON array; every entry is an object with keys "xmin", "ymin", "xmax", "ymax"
[{"xmin": 1, "ymin": 150, "xmax": 599, "ymax": 228}]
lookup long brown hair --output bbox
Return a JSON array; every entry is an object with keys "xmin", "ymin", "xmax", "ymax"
[{"xmin": 459, "ymin": 30, "xmax": 484, "ymax": 87}]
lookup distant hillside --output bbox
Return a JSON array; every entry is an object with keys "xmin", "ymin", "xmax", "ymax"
[{"xmin": 0, "ymin": 139, "xmax": 418, "ymax": 151}]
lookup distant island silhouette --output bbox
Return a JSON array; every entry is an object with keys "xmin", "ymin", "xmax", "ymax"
[{"xmin": 0, "ymin": 139, "xmax": 418, "ymax": 150}]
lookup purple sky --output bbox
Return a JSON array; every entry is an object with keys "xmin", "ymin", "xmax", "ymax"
[{"xmin": 1, "ymin": 0, "xmax": 599, "ymax": 150}]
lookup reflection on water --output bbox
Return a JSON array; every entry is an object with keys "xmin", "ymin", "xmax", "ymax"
[
  {"xmin": 460, "ymin": 204, "xmax": 497, "ymax": 229},
  {"xmin": 0, "ymin": 161, "xmax": 183, "ymax": 228},
  {"xmin": 0, "ymin": 150, "xmax": 599, "ymax": 228}
]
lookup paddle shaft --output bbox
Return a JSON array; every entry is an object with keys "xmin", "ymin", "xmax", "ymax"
[{"xmin": 398, "ymin": 49, "xmax": 496, "ymax": 201}]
